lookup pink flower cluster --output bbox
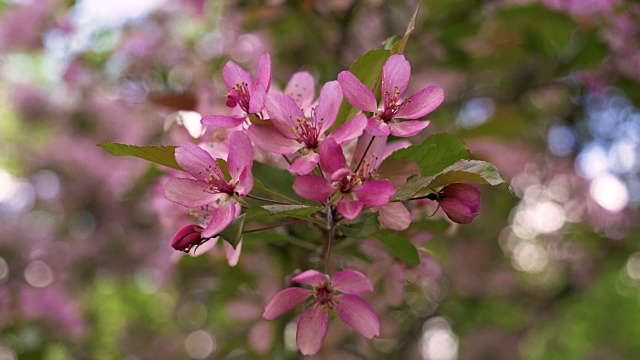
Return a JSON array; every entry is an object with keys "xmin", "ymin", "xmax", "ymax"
[{"xmin": 161, "ymin": 52, "xmax": 482, "ymax": 354}]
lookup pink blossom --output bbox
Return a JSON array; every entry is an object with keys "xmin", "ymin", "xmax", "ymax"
[
  {"xmin": 263, "ymin": 269, "xmax": 380, "ymax": 355},
  {"xmin": 201, "ymin": 53, "xmax": 271, "ymax": 128},
  {"xmin": 437, "ymin": 183, "xmax": 481, "ymax": 224},
  {"xmin": 337, "ymin": 54, "xmax": 444, "ymax": 137},
  {"xmin": 292, "ymin": 138, "xmax": 395, "ymax": 219},
  {"xmin": 248, "ymin": 81, "xmax": 367, "ymax": 174},
  {"xmin": 164, "ymin": 131, "xmax": 253, "ymax": 239}
]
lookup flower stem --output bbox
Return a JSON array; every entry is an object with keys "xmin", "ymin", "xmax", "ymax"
[
  {"xmin": 323, "ymin": 205, "xmax": 335, "ymax": 274},
  {"xmin": 409, "ymin": 193, "xmax": 439, "ymax": 201},
  {"xmin": 244, "ymin": 194, "xmax": 292, "ymax": 205},
  {"xmin": 256, "ymin": 187, "xmax": 304, "ymax": 205},
  {"xmin": 354, "ymin": 136, "xmax": 375, "ymax": 173},
  {"xmin": 242, "ymin": 219, "xmax": 306, "ymax": 234}
]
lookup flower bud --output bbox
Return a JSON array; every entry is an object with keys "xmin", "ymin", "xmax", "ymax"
[
  {"xmin": 437, "ymin": 183, "xmax": 481, "ymax": 224},
  {"xmin": 171, "ymin": 224, "xmax": 205, "ymax": 252}
]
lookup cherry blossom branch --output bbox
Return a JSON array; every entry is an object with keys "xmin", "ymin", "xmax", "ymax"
[
  {"xmin": 323, "ymin": 205, "xmax": 335, "ymax": 274},
  {"xmin": 242, "ymin": 219, "xmax": 306, "ymax": 233},
  {"xmin": 255, "ymin": 187, "xmax": 303, "ymax": 205},
  {"xmin": 244, "ymin": 194, "xmax": 292, "ymax": 205}
]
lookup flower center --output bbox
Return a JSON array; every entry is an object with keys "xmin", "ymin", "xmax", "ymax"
[
  {"xmin": 288, "ymin": 107, "xmax": 325, "ymax": 150},
  {"xmin": 226, "ymin": 82, "xmax": 251, "ymax": 113},
  {"xmin": 378, "ymin": 86, "xmax": 402, "ymax": 122},
  {"xmin": 203, "ymin": 164, "xmax": 235, "ymax": 195},
  {"xmin": 315, "ymin": 285, "xmax": 334, "ymax": 307},
  {"xmin": 337, "ymin": 173, "xmax": 361, "ymax": 194}
]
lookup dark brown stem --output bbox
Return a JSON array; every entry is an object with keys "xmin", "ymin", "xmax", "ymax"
[
  {"xmin": 354, "ymin": 136, "xmax": 375, "ymax": 173},
  {"xmin": 323, "ymin": 206, "xmax": 335, "ymax": 274}
]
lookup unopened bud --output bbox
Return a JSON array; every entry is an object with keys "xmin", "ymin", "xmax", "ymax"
[
  {"xmin": 171, "ymin": 224, "xmax": 205, "ymax": 252},
  {"xmin": 437, "ymin": 183, "xmax": 481, "ymax": 224}
]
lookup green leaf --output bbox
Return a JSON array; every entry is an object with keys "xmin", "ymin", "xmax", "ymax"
[
  {"xmin": 391, "ymin": 3, "xmax": 419, "ymax": 55},
  {"xmin": 98, "ymin": 143, "xmax": 182, "ymax": 171},
  {"xmin": 251, "ymin": 161, "xmax": 304, "ymax": 203},
  {"xmin": 375, "ymin": 230, "xmax": 420, "ymax": 266},
  {"xmin": 220, "ymin": 213, "xmax": 245, "ymax": 249},
  {"xmin": 391, "ymin": 175, "xmax": 435, "ymax": 201},
  {"xmin": 385, "ymin": 133, "xmax": 470, "ymax": 176},
  {"xmin": 338, "ymin": 213, "xmax": 380, "ymax": 239},
  {"xmin": 332, "ymin": 49, "xmax": 391, "ymax": 131},
  {"xmin": 427, "ymin": 160, "xmax": 505, "ymax": 188},
  {"xmin": 392, "ymin": 160, "xmax": 505, "ymax": 201},
  {"xmin": 384, "ymin": 35, "xmax": 402, "ymax": 50},
  {"xmin": 245, "ymin": 204, "xmax": 321, "ymax": 224}
]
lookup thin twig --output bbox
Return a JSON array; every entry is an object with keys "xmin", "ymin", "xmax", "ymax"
[
  {"xmin": 354, "ymin": 136, "xmax": 375, "ymax": 173},
  {"xmin": 244, "ymin": 194, "xmax": 292, "ymax": 205},
  {"xmin": 242, "ymin": 219, "xmax": 306, "ymax": 234}
]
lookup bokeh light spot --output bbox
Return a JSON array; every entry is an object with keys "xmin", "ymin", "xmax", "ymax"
[
  {"xmin": 420, "ymin": 317, "xmax": 458, "ymax": 360},
  {"xmin": 456, "ymin": 97, "xmax": 495, "ymax": 129},
  {"xmin": 0, "ymin": 346, "xmax": 16, "ymax": 360},
  {"xmin": 176, "ymin": 301, "xmax": 207, "ymax": 330},
  {"xmin": 626, "ymin": 253, "xmax": 640, "ymax": 281},
  {"xmin": 0, "ymin": 257, "xmax": 9, "ymax": 284},
  {"xmin": 589, "ymin": 174, "xmax": 628, "ymax": 212},
  {"xmin": 512, "ymin": 241, "xmax": 548, "ymax": 273},
  {"xmin": 24, "ymin": 260, "xmax": 54, "ymax": 288},
  {"xmin": 32, "ymin": 170, "xmax": 61, "ymax": 200},
  {"xmin": 185, "ymin": 330, "xmax": 216, "ymax": 359},
  {"xmin": 547, "ymin": 124, "xmax": 576, "ymax": 157}
]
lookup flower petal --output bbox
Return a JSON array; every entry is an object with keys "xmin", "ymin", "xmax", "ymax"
[
  {"xmin": 297, "ymin": 304, "xmax": 329, "ymax": 356},
  {"xmin": 227, "ymin": 131, "xmax": 254, "ymax": 182},
  {"xmin": 291, "ymin": 269, "xmax": 328, "ymax": 287},
  {"xmin": 175, "ymin": 141, "xmax": 218, "ymax": 181},
  {"xmin": 328, "ymin": 113, "xmax": 367, "ymax": 145},
  {"xmin": 315, "ymin": 81, "xmax": 343, "ymax": 133},
  {"xmin": 201, "ymin": 115, "xmax": 245, "ymax": 129},
  {"xmin": 353, "ymin": 180, "xmax": 395, "ymax": 206},
  {"xmin": 337, "ymin": 197, "xmax": 363, "ymax": 220},
  {"xmin": 395, "ymin": 86, "xmax": 444, "ymax": 119},
  {"xmin": 201, "ymin": 200, "xmax": 237, "ymax": 238},
  {"xmin": 289, "ymin": 152, "xmax": 320, "ymax": 175},
  {"xmin": 263, "ymin": 287, "xmax": 312, "ymax": 320},
  {"xmin": 389, "ymin": 120, "xmax": 430, "ymax": 137},
  {"xmin": 224, "ymin": 237, "xmax": 242, "ymax": 267},
  {"xmin": 335, "ymin": 294, "xmax": 380, "ymax": 339},
  {"xmin": 319, "ymin": 137, "xmax": 346, "ymax": 176},
  {"xmin": 293, "ymin": 175, "xmax": 335, "ymax": 202},
  {"xmin": 378, "ymin": 202, "xmax": 411, "ymax": 230},
  {"xmin": 337, "ymin": 71, "xmax": 378, "ymax": 113},
  {"xmin": 266, "ymin": 92, "xmax": 305, "ymax": 135},
  {"xmin": 247, "ymin": 123, "xmax": 300, "ymax": 154},
  {"xmin": 365, "ymin": 118, "xmax": 391, "ymax": 136},
  {"xmin": 164, "ymin": 178, "xmax": 222, "ymax": 207},
  {"xmin": 235, "ymin": 167, "xmax": 253, "ymax": 196},
  {"xmin": 331, "ymin": 269, "xmax": 374, "ymax": 295},
  {"xmin": 222, "ymin": 60, "xmax": 253, "ymax": 91},
  {"xmin": 284, "ymin": 71, "xmax": 315, "ymax": 109},
  {"xmin": 257, "ymin": 53, "xmax": 271, "ymax": 92},
  {"xmin": 382, "ymin": 54, "xmax": 411, "ymax": 99},
  {"xmin": 248, "ymin": 83, "xmax": 267, "ymax": 114}
]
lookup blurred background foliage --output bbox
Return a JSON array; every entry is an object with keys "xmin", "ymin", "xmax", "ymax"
[{"xmin": 1, "ymin": 0, "xmax": 640, "ymax": 359}]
